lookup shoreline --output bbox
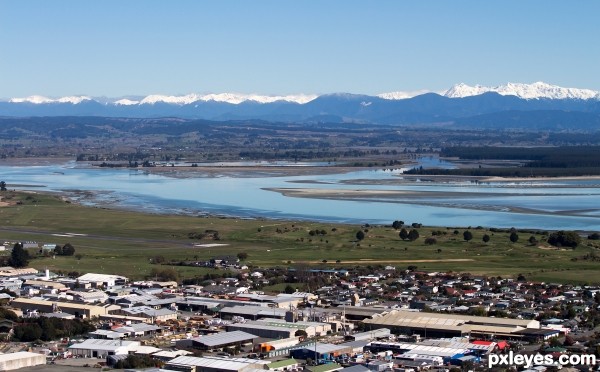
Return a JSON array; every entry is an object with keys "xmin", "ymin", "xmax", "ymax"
[
  {"xmin": 263, "ymin": 187, "xmax": 600, "ymax": 219},
  {"xmin": 2, "ymin": 157, "xmax": 600, "ymax": 182}
]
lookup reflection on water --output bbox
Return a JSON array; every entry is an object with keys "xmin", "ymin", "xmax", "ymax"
[{"xmin": 0, "ymin": 158, "xmax": 599, "ymax": 230}]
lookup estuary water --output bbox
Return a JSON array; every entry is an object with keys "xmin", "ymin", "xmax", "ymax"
[{"xmin": 1, "ymin": 158, "xmax": 599, "ymax": 230}]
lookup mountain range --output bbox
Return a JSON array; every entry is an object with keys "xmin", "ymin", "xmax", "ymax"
[{"xmin": 2, "ymin": 82, "xmax": 600, "ymax": 129}]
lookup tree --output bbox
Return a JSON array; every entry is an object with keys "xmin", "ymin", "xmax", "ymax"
[
  {"xmin": 482, "ymin": 234, "xmax": 490, "ymax": 243},
  {"xmin": 284, "ymin": 284, "xmax": 295, "ymax": 294},
  {"xmin": 13, "ymin": 323, "xmax": 42, "ymax": 342},
  {"xmin": 149, "ymin": 267, "xmax": 179, "ymax": 282},
  {"xmin": 408, "ymin": 229, "xmax": 420, "ymax": 241},
  {"xmin": 509, "ymin": 232, "xmax": 519, "ymax": 243},
  {"xmin": 424, "ymin": 237, "xmax": 437, "ymax": 245},
  {"xmin": 9, "ymin": 243, "xmax": 29, "ymax": 268},
  {"xmin": 61, "ymin": 243, "xmax": 75, "ymax": 256},
  {"xmin": 53, "ymin": 244, "xmax": 63, "ymax": 256},
  {"xmin": 237, "ymin": 252, "xmax": 248, "ymax": 260},
  {"xmin": 356, "ymin": 230, "xmax": 365, "ymax": 241},
  {"xmin": 463, "ymin": 230, "xmax": 473, "ymax": 242},
  {"xmin": 295, "ymin": 329, "xmax": 308, "ymax": 338},
  {"xmin": 588, "ymin": 232, "xmax": 600, "ymax": 240},
  {"xmin": 528, "ymin": 236, "xmax": 538, "ymax": 245},
  {"xmin": 399, "ymin": 228, "xmax": 408, "ymax": 240},
  {"xmin": 153, "ymin": 255, "xmax": 166, "ymax": 264},
  {"xmin": 563, "ymin": 335, "xmax": 575, "ymax": 347},
  {"xmin": 0, "ymin": 181, "xmax": 6, "ymax": 191},
  {"xmin": 392, "ymin": 220, "xmax": 404, "ymax": 230},
  {"xmin": 548, "ymin": 230, "xmax": 581, "ymax": 248},
  {"xmin": 114, "ymin": 355, "xmax": 161, "ymax": 369}
]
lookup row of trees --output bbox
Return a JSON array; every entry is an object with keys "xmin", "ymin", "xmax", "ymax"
[
  {"xmin": 8, "ymin": 243, "xmax": 76, "ymax": 268},
  {"xmin": 12, "ymin": 316, "xmax": 95, "ymax": 342}
]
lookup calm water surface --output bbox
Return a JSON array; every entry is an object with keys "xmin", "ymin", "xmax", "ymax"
[{"xmin": 1, "ymin": 158, "xmax": 599, "ymax": 230}]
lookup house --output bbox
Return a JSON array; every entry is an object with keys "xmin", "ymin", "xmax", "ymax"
[{"xmin": 209, "ymin": 255, "xmax": 240, "ymax": 267}]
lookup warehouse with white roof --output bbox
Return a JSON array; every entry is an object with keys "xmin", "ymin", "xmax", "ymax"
[
  {"xmin": 68, "ymin": 339, "xmax": 141, "ymax": 358},
  {"xmin": 166, "ymin": 355, "xmax": 269, "ymax": 371},
  {"xmin": 175, "ymin": 331, "xmax": 258, "ymax": 351}
]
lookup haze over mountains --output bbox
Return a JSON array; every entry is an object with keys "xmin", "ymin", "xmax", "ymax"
[{"xmin": 2, "ymin": 82, "xmax": 600, "ymax": 129}]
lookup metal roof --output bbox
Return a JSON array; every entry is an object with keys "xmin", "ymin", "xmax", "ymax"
[
  {"xmin": 167, "ymin": 356, "xmax": 254, "ymax": 370},
  {"xmin": 78, "ymin": 273, "xmax": 127, "ymax": 282},
  {"xmin": 0, "ymin": 351, "xmax": 46, "ymax": 363},
  {"xmin": 167, "ymin": 355, "xmax": 267, "ymax": 370},
  {"xmin": 68, "ymin": 339, "xmax": 140, "ymax": 352},
  {"xmin": 369, "ymin": 341, "xmax": 468, "ymax": 357},
  {"xmin": 311, "ymin": 343, "xmax": 352, "ymax": 354},
  {"xmin": 191, "ymin": 331, "xmax": 258, "ymax": 347},
  {"xmin": 227, "ymin": 323, "xmax": 296, "ymax": 336},
  {"xmin": 364, "ymin": 309, "xmax": 538, "ymax": 333}
]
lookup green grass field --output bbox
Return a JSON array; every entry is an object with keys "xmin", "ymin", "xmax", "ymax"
[{"xmin": 1, "ymin": 191, "xmax": 599, "ymax": 284}]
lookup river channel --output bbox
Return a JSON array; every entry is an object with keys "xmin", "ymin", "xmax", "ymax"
[{"xmin": 1, "ymin": 158, "xmax": 599, "ymax": 230}]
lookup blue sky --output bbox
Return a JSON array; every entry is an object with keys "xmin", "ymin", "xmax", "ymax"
[{"xmin": 1, "ymin": 0, "xmax": 599, "ymax": 98}]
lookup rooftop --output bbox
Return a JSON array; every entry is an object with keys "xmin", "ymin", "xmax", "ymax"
[{"xmin": 190, "ymin": 330, "xmax": 258, "ymax": 347}]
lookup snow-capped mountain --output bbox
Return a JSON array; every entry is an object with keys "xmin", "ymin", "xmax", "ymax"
[
  {"xmin": 9, "ymin": 95, "xmax": 92, "ymax": 104},
  {"xmin": 114, "ymin": 93, "xmax": 318, "ymax": 105},
  {"xmin": 7, "ymin": 93, "xmax": 317, "ymax": 106},
  {"xmin": 5, "ymin": 82, "xmax": 599, "ymax": 106},
  {"xmin": 377, "ymin": 89, "xmax": 435, "ymax": 100},
  {"xmin": 443, "ymin": 82, "xmax": 600, "ymax": 100},
  {"xmin": 2, "ymin": 82, "xmax": 600, "ymax": 127}
]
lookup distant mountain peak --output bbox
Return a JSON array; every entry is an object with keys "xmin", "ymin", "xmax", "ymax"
[
  {"xmin": 377, "ymin": 89, "xmax": 432, "ymax": 100},
  {"xmin": 116, "ymin": 93, "xmax": 318, "ymax": 105},
  {"xmin": 443, "ymin": 82, "xmax": 600, "ymax": 100},
  {"xmin": 9, "ymin": 95, "xmax": 92, "ymax": 104}
]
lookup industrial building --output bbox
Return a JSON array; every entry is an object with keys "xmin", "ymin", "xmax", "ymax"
[
  {"xmin": 68, "ymin": 339, "xmax": 141, "ymax": 358},
  {"xmin": 175, "ymin": 331, "xmax": 258, "ymax": 351},
  {"xmin": 219, "ymin": 305, "xmax": 287, "ymax": 320},
  {"xmin": 10, "ymin": 297, "xmax": 118, "ymax": 319},
  {"xmin": 363, "ymin": 310, "xmax": 539, "ymax": 338},
  {"xmin": 267, "ymin": 358, "xmax": 301, "ymax": 371},
  {"xmin": 226, "ymin": 318, "xmax": 331, "ymax": 339},
  {"xmin": 226, "ymin": 322, "xmax": 298, "ymax": 339},
  {"xmin": 257, "ymin": 318, "xmax": 332, "ymax": 337},
  {"xmin": 165, "ymin": 355, "xmax": 269, "ymax": 372},
  {"xmin": 0, "ymin": 352, "xmax": 46, "ymax": 371},
  {"xmin": 346, "ymin": 328, "xmax": 390, "ymax": 342},
  {"xmin": 77, "ymin": 273, "xmax": 128, "ymax": 288},
  {"xmin": 256, "ymin": 337, "xmax": 301, "ymax": 353},
  {"xmin": 290, "ymin": 343, "xmax": 353, "ymax": 363},
  {"xmin": 367, "ymin": 341, "xmax": 484, "ymax": 366}
]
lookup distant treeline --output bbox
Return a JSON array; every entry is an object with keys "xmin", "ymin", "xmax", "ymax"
[
  {"xmin": 404, "ymin": 146, "xmax": 600, "ymax": 177},
  {"xmin": 238, "ymin": 149, "xmax": 399, "ymax": 160},
  {"xmin": 404, "ymin": 166, "xmax": 600, "ymax": 177},
  {"xmin": 441, "ymin": 146, "xmax": 600, "ymax": 168}
]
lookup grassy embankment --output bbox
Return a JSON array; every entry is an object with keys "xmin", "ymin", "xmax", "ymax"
[{"xmin": 0, "ymin": 191, "xmax": 599, "ymax": 284}]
